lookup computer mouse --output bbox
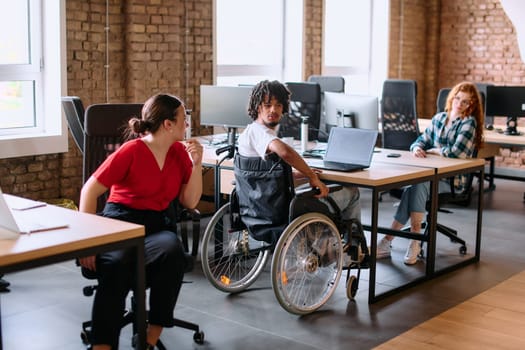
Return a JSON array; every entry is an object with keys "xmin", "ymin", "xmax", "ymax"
[{"xmin": 486, "ymin": 124, "xmax": 494, "ymax": 130}]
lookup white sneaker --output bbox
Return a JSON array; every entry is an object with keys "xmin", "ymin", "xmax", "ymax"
[
  {"xmin": 376, "ymin": 237, "xmax": 392, "ymax": 259},
  {"xmin": 404, "ymin": 240, "xmax": 421, "ymax": 265}
]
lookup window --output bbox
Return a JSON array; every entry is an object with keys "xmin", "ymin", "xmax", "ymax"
[
  {"xmin": 0, "ymin": 0, "xmax": 67, "ymax": 159},
  {"xmin": 215, "ymin": 0, "xmax": 303, "ymax": 86},
  {"xmin": 323, "ymin": 0, "xmax": 389, "ymax": 96}
]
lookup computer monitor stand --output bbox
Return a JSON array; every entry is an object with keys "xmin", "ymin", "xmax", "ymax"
[{"xmin": 505, "ymin": 116, "xmax": 522, "ymax": 136}]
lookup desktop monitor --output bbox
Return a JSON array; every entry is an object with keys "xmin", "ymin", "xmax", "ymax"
[
  {"xmin": 486, "ymin": 85, "xmax": 525, "ymax": 136},
  {"xmin": 323, "ymin": 92, "xmax": 379, "ymax": 132},
  {"xmin": 200, "ymin": 85, "xmax": 253, "ymax": 144}
]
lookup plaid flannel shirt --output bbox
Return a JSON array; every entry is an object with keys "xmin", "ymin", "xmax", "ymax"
[{"xmin": 410, "ymin": 112, "xmax": 477, "ymax": 190}]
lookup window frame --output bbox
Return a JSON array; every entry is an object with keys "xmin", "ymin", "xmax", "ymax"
[
  {"xmin": 214, "ymin": 0, "xmax": 303, "ymax": 85},
  {"xmin": 0, "ymin": 0, "xmax": 67, "ymax": 159},
  {"xmin": 322, "ymin": 0, "xmax": 389, "ymax": 96}
]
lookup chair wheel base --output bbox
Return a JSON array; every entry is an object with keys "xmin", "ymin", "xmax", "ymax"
[{"xmin": 193, "ymin": 331, "xmax": 205, "ymax": 344}]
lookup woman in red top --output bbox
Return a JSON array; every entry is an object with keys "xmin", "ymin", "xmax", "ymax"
[{"xmin": 79, "ymin": 93, "xmax": 203, "ymax": 350}]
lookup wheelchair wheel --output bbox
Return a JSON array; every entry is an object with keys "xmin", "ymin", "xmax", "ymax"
[
  {"xmin": 201, "ymin": 203, "xmax": 270, "ymax": 293},
  {"xmin": 346, "ymin": 275, "xmax": 358, "ymax": 300},
  {"xmin": 271, "ymin": 213, "xmax": 343, "ymax": 315}
]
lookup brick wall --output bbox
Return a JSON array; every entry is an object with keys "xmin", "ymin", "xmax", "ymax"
[
  {"xmin": 388, "ymin": 0, "xmax": 440, "ymax": 118},
  {"xmin": 2, "ymin": 0, "xmax": 524, "ymax": 204},
  {"xmin": 303, "ymin": 0, "xmax": 323, "ymax": 80},
  {"xmin": 388, "ymin": 0, "xmax": 525, "ymax": 118}
]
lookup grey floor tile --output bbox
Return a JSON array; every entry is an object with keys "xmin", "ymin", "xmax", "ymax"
[{"xmin": 1, "ymin": 178, "xmax": 524, "ymax": 349}]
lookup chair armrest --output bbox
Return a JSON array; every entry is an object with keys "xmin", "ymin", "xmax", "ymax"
[
  {"xmin": 295, "ymin": 183, "xmax": 343, "ymax": 197},
  {"xmin": 178, "ymin": 207, "xmax": 201, "ymax": 258}
]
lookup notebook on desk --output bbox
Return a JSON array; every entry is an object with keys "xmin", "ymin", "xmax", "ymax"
[
  {"xmin": 0, "ymin": 188, "xmax": 69, "ymax": 238},
  {"xmin": 304, "ymin": 127, "xmax": 378, "ymax": 172}
]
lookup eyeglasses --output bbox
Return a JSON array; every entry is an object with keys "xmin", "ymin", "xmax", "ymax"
[{"xmin": 453, "ymin": 96, "xmax": 471, "ymax": 107}]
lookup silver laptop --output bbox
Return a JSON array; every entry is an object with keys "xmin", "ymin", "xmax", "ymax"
[
  {"xmin": 0, "ymin": 188, "xmax": 69, "ymax": 238},
  {"xmin": 305, "ymin": 127, "xmax": 378, "ymax": 172}
]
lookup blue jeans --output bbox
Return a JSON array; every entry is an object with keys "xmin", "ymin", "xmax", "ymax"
[{"xmin": 393, "ymin": 180, "xmax": 452, "ymax": 225}]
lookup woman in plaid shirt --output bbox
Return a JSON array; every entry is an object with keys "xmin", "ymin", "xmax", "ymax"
[{"xmin": 377, "ymin": 81, "xmax": 484, "ymax": 265}]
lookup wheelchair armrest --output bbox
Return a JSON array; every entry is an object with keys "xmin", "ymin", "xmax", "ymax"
[{"xmin": 295, "ymin": 183, "xmax": 343, "ymax": 198}]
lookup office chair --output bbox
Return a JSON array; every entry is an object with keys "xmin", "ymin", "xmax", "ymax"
[
  {"xmin": 307, "ymin": 75, "xmax": 345, "ymax": 93},
  {"xmin": 419, "ymin": 173, "xmax": 476, "ymax": 257},
  {"xmin": 307, "ymin": 75, "xmax": 345, "ymax": 137},
  {"xmin": 380, "ymin": 79, "xmax": 419, "ymax": 200},
  {"xmin": 380, "ymin": 79, "xmax": 419, "ymax": 150},
  {"xmin": 61, "ymin": 96, "xmax": 86, "ymax": 154},
  {"xmin": 81, "ymin": 103, "xmax": 204, "ymax": 348},
  {"xmin": 279, "ymin": 81, "xmax": 324, "ymax": 141}
]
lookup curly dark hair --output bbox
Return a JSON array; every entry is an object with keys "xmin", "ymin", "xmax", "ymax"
[{"xmin": 248, "ymin": 80, "xmax": 291, "ymax": 120}]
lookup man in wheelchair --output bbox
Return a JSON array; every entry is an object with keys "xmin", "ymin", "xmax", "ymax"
[
  {"xmin": 201, "ymin": 80, "xmax": 370, "ymax": 313},
  {"xmin": 237, "ymin": 80, "xmax": 367, "ymax": 256}
]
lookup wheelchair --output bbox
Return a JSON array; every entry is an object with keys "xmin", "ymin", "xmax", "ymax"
[{"xmin": 200, "ymin": 146, "xmax": 369, "ymax": 315}]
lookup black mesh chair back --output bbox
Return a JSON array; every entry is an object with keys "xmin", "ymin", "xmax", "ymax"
[
  {"xmin": 61, "ymin": 96, "xmax": 86, "ymax": 154},
  {"xmin": 380, "ymin": 79, "xmax": 419, "ymax": 150},
  {"xmin": 307, "ymin": 76, "xmax": 345, "ymax": 140},
  {"xmin": 474, "ymin": 82, "xmax": 493, "ymax": 126},
  {"xmin": 307, "ymin": 75, "xmax": 345, "ymax": 93},
  {"xmin": 436, "ymin": 88, "xmax": 451, "ymax": 113},
  {"xmin": 279, "ymin": 81, "xmax": 322, "ymax": 141},
  {"xmin": 83, "ymin": 103, "xmax": 143, "ymax": 211}
]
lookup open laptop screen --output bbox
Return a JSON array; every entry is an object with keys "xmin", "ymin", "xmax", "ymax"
[{"xmin": 324, "ymin": 127, "xmax": 378, "ymax": 166}]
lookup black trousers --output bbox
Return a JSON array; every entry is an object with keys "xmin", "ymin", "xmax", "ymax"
[{"xmin": 90, "ymin": 203, "xmax": 187, "ymax": 347}]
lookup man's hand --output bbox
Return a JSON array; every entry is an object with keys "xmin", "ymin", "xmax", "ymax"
[{"xmin": 309, "ymin": 175, "xmax": 329, "ymax": 198}]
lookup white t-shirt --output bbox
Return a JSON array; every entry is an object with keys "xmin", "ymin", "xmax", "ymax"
[{"xmin": 237, "ymin": 122, "xmax": 279, "ymax": 159}]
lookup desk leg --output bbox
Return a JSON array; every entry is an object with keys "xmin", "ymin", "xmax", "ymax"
[
  {"xmin": 368, "ymin": 188, "xmax": 379, "ymax": 304},
  {"xmin": 0, "ymin": 294, "xmax": 3, "ymax": 350},
  {"xmin": 426, "ymin": 177, "xmax": 438, "ymax": 276},
  {"xmin": 487, "ymin": 157, "xmax": 496, "ymax": 191},
  {"xmin": 134, "ymin": 240, "xmax": 147, "ymax": 350},
  {"xmin": 475, "ymin": 167, "xmax": 484, "ymax": 259}
]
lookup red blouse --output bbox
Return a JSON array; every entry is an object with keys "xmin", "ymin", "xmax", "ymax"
[{"xmin": 93, "ymin": 139, "xmax": 193, "ymax": 211}]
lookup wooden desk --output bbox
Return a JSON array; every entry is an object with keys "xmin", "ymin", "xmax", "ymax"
[
  {"xmin": 203, "ymin": 147, "xmax": 439, "ymax": 303},
  {"xmin": 373, "ymin": 149, "xmax": 485, "ymax": 175},
  {"xmin": 484, "ymin": 127, "xmax": 525, "ymax": 145},
  {"xmin": 315, "ymin": 162, "xmax": 437, "ymax": 303},
  {"xmin": 374, "ymin": 149, "xmax": 485, "ymax": 281},
  {"xmin": 204, "ymin": 140, "xmax": 486, "ymax": 302},
  {"xmin": 0, "ymin": 195, "xmax": 147, "ymax": 350}
]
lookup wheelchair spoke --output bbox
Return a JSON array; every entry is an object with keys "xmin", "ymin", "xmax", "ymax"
[
  {"xmin": 272, "ymin": 213, "xmax": 343, "ymax": 315},
  {"xmin": 202, "ymin": 203, "xmax": 269, "ymax": 293}
]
